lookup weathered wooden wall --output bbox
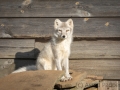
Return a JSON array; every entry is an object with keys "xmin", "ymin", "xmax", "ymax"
[
  {"xmin": 0, "ymin": 0, "xmax": 120, "ymax": 17},
  {"xmin": 0, "ymin": 0, "xmax": 120, "ymax": 83}
]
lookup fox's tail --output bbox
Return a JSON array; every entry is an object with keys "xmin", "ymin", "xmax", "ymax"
[{"xmin": 12, "ymin": 65, "xmax": 37, "ymax": 73}]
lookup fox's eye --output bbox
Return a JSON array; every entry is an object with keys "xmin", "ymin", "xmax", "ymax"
[
  {"xmin": 58, "ymin": 30, "xmax": 62, "ymax": 32},
  {"xmin": 66, "ymin": 30, "xmax": 69, "ymax": 32}
]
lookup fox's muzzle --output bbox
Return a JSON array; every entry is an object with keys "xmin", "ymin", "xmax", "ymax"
[{"xmin": 61, "ymin": 35, "xmax": 67, "ymax": 39}]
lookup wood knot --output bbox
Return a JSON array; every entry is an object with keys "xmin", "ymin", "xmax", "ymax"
[
  {"xmin": 1, "ymin": 24, "xmax": 4, "ymax": 27},
  {"xmin": 20, "ymin": 10, "xmax": 25, "ymax": 13},
  {"xmin": 75, "ymin": 2, "xmax": 80, "ymax": 5},
  {"xmin": 105, "ymin": 22, "xmax": 109, "ymax": 26}
]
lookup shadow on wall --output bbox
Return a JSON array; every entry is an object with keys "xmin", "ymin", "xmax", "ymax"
[{"xmin": 14, "ymin": 48, "xmax": 40, "ymax": 69}]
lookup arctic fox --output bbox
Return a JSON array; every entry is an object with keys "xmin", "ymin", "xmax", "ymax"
[{"xmin": 13, "ymin": 19, "xmax": 74, "ymax": 81}]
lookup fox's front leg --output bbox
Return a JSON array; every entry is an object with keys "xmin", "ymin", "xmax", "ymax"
[
  {"xmin": 55, "ymin": 58, "xmax": 62, "ymax": 70},
  {"xmin": 52, "ymin": 45, "xmax": 62, "ymax": 70},
  {"xmin": 61, "ymin": 58, "xmax": 72, "ymax": 82}
]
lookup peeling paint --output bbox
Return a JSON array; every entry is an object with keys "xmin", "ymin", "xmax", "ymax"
[
  {"xmin": 21, "ymin": 10, "xmax": 24, "ymax": 13},
  {"xmin": 84, "ymin": 18, "xmax": 89, "ymax": 22},
  {"xmin": 74, "ymin": 1, "xmax": 91, "ymax": 17},
  {"xmin": 22, "ymin": 0, "xmax": 32, "ymax": 6},
  {"xmin": 105, "ymin": 22, "xmax": 109, "ymax": 26},
  {"xmin": 76, "ymin": 9, "xmax": 91, "ymax": 17},
  {"xmin": 1, "ymin": 60, "xmax": 13, "ymax": 69},
  {"xmin": 2, "ymin": 28, "xmax": 12, "ymax": 37},
  {"xmin": 2, "ymin": 33, "xmax": 12, "ymax": 37}
]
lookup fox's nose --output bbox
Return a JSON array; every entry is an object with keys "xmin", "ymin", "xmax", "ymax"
[{"xmin": 62, "ymin": 35, "xmax": 65, "ymax": 38}]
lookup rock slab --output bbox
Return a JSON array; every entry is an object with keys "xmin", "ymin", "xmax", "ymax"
[
  {"xmin": 55, "ymin": 70, "xmax": 87, "ymax": 89},
  {"xmin": 0, "ymin": 70, "xmax": 64, "ymax": 90}
]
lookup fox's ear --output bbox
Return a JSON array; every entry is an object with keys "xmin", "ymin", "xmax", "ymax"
[
  {"xmin": 54, "ymin": 19, "xmax": 62, "ymax": 29},
  {"xmin": 66, "ymin": 19, "xmax": 74, "ymax": 27}
]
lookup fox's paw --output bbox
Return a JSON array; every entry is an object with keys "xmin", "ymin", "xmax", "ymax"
[
  {"xmin": 60, "ymin": 75, "xmax": 72, "ymax": 82},
  {"xmin": 60, "ymin": 76, "xmax": 67, "ymax": 82}
]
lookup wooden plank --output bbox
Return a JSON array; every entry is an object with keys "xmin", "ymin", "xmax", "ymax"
[
  {"xmin": 12, "ymin": 59, "xmax": 120, "ymax": 79},
  {"xmin": 0, "ymin": 0, "xmax": 120, "ymax": 17},
  {"xmin": 0, "ymin": 39, "xmax": 35, "ymax": 58},
  {"xmin": 0, "ymin": 59, "xmax": 15, "ymax": 78},
  {"xmin": 0, "ymin": 18, "xmax": 120, "ymax": 38},
  {"xmin": 70, "ymin": 69, "xmax": 120, "ymax": 80},
  {"xmin": 0, "ymin": 39, "xmax": 34, "ymax": 47},
  {"xmin": 71, "ymin": 40, "xmax": 120, "ymax": 59},
  {"xmin": 98, "ymin": 80, "xmax": 119, "ymax": 90},
  {"xmin": 69, "ymin": 60, "xmax": 120, "ymax": 79},
  {"xmin": 35, "ymin": 40, "xmax": 120, "ymax": 59},
  {"xmin": 70, "ymin": 60, "xmax": 120, "ymax": 70},
  {"xmin": 71, "ymin": 69, "xmax": 120, "ymax": 80}
]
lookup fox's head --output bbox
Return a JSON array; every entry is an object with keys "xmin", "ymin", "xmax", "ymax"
[{"xmin": 54, "ymin": 19, "xmax": 74, "ymax": 40}]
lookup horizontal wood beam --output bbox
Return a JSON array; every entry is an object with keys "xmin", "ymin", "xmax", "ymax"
[
  {"xmin": 1, "ymin": 59, "xmax": 120, "ymax": 79},
  {"xmin": 36, "ymin": 40, "xmax": 120, "ymax": 59},
  {"xmin": 0, "ymin": 0, "xmax": 120, "ymax": 17},
  {"xmin": 0, "ymin": 39, "xmax": 120, "ymax": 59},
  {"xmin": 0, "ymin": 18, "xmax": 120, "ymax": 38},
  {"xmin": 70, "ymin": 60, "xmax": 120, "ymax": 80},
  {"xmin": 0, "ymin": 39, "xmax": 35, "ymax": 58}
]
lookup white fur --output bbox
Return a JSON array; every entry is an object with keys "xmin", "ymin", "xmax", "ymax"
[
  {"xmin": 12, "ymin": 65, "xmax": 37, "ymax": 73},
  {"xmin": 12, "ymin": 19, "xmax": 74, "ymax": 81}
]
